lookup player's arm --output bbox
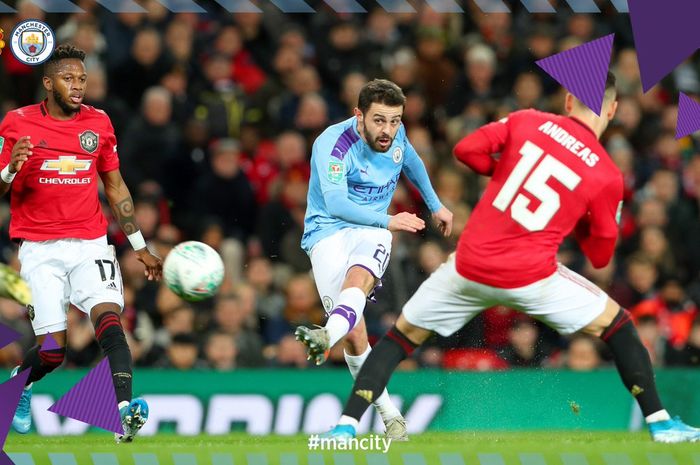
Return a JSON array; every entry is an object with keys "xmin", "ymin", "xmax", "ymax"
[
  {"xmin": 452, "ymin": 118, "xmax": 509, "ymax": 176},
  {"xmin": 0, "ymin": 113, "xmax": 29, "ymax": 197},
  {"xmin": 402, "ymin": 139, "xmax": 453, "ymax": 236},
  {"xmin": 100, "ymin": 169, "xmax": 162, "ymax": 280},
  {"xmin": 574, "ymin": 176, "xmax": 623, "ymax": 268},
  {"xmin": 97, "ymin": 121, "xmax": 162, "ymax": 280}
]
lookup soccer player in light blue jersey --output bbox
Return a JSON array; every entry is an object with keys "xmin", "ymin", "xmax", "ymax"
[{"xmin": 295, "ymin": 79, "xmax": 452, "ymax": 441}]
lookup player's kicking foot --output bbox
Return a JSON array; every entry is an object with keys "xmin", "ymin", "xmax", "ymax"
[
  {"xmin": 295, "ymin": 326, "xmax": 330, "ymax": 365},
  {"xmin": 115, "ymin": 398, "xmax": 149, "ymax": 443},
  {"xmin": 384, "ymin": 415, "xmax": 408, "ymax": 441},
  {"xmin": 0, "ymin": 263, "xmax": 32, "ymax": 306},
  {"xmin": 11, "ymin": 366, "xmax": 32, "ymax": 434},
  {"xmin": 649, "ymin": 416, "xmax": 700, "ymax": 443},
  {"xmin": 321, "ymin": 424, "xmax": 356, "ymax": 440}
]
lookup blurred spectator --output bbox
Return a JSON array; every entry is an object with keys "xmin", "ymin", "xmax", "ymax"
[
  {"xmin": 120, "ymin": 87, "xmax": 181, "ymax": 188},
  {"xmin": 498, "ymin": 316, "xmax": 552, "ymax": 368},
  {"xmin": 112, "ymin": 27, "xmax": 173, "ymax": 108},
  {"xmin": 564, "ymin": 334, "xmax": 603, "ymax": 371},
  {"xmin": 189, "ymin": 138, "xmax": 257, "ymax": 242},
  {"xmin": 157, "ymin": 333, "xmax": 205, "ymax": 370},
  {"xmin": 666, "ymin": 317, "xmax": 700, "ymax": 366},
  {"xmin": 204, "ymin": 331, "xmax": 238, "ymax": 370},
  {"xmin": 211, "ymin": 294, "xmax": 264, "ymax": 367}
]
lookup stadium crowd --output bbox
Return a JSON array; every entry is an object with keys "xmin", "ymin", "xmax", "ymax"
[{"xmin": 1, "ymin": 1, "xmax": 699, "ymax": 372}]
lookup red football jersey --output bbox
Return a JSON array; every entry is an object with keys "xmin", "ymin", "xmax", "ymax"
[
  {"xmin": 454, "ymin": 109, "xmax": 623, "ymax": 288},
  {"xmin": 0, "ymin": 101, "xmax": 120, "ymax": 241}
]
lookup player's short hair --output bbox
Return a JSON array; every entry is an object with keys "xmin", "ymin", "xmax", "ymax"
[
  {"xmin": 604, "ymin": 71, "xmax": 617, "ymax": 101},
  {"xmin": 357, "ymin": 79, "xmax": 406, "ymax": 114},
  {"xmin": 44, "ymin": 44, "xmax": 86, "ymax": 77}
]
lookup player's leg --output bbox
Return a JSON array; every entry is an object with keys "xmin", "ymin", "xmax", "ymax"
[
  {"xmin": 70, "ymin": 240, "xmax": 147, "ymax": 443},
  {"xmin": 297, "ymin": 229, "xmax": 407, "ymax": 438},
  {"xmin": 582, "ymin": 299, "xmax": 700, "ymax": 442},
  {"xmin": 342, "ymin": 314, "xmax": 407, "ymax": 440},
  {"xmin": 519, "ymin": 264, "xmax": 700, "ymax": 443},
  {"xmin": 327, "ymin": 254, "xmax": 487, "ymax": 438},
  {"xmin": 12, "ymin": 241, "xmax": 70, "ymax": 433},
  {"xmin": 296, "ymin": 229, "xmax": 391, "ymax": 363}
]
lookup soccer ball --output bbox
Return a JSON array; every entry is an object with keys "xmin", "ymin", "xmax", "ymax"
[{"xmin": 163, "ymin": 241, "xmax": 225, "ymax": 301}]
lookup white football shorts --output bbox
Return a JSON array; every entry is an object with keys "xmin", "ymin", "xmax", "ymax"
[
  {"xmin": 18, "ymin": 235, "xmax": 124, "ymax": 335},
  {"xmin": 403, "ymin": 253, "xmax": 608, "ymax": 336},
  {"xmin": 309, "ymin": 227, "xmax": 392, "ymax": 313}
]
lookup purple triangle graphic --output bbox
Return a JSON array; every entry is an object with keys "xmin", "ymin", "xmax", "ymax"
[
  {"xmin": 39, "ymin": 334, "xmax": 60, "ymax": 352},
  {"xmin": 48, "ymin": 358, "xmax": 123, "ymax": 435},
  {"xmin": 0, "ymin": 324, "xmax": 21, "ymax": 351},
  {"xmin": 0, "ymin": 451, "xmax": 14, "ymax": 465},
  {"xmin": 676, "ymin": 92, "xmax": 700, "ymax": 139},
  {"xmin": 536, "ymin": 34, "xmax": 614, "ymax": 116},
  {"xmin": 0, "ymin": 368, "xmax": 31, "ymax": 447},
  {"xmin": 629, "ymin": 0, "xmax": 700, "ymax": 93}
]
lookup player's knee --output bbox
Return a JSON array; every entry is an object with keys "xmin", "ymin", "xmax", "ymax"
[
  {"xmin": 93, "ymin": 311, "xmax": 126, "ymax": 347},
  {"xmin": 344, "ymin": 267, "xmax": 376, "ymax": 295},
  {"xmin": 582, "ymin": 298, "xmax": 622, "ymax": 337},
  {"xmin": 38, "ymin": 347, "xmax": 66, "ymax": 369}
]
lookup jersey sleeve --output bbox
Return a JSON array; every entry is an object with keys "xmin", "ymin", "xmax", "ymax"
[
  {"xmin": 312, "ymin": 129, "xmax": 350, "ymax": 195},
  {"xmin": 97, "ymin": 117, "xmax": 120, "ymax": 173},
  {"xmin": 0, "ymin": 112, "xmax": 17, "ymax": 170},
  {"xmin": 575, "ymin": 174, "xmax": 623, "ymax": 268},
  {"xmin": 453, "ymin": 117, "xmax": 509, "ymax": 175},
  {"xmin": 588, "ymin": 174, "xmax": 623, "ymax": 239},
  {"xmin": 402, "ymin": 136, "xmax": 441, "ymax": 213}
]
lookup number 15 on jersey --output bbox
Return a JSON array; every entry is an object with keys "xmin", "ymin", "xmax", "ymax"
[{"xmin": 492, "ymin": 140, "xmax": 581, "ymax": 231}]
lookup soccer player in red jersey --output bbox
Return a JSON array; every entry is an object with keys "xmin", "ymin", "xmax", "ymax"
[
  {"xmin": 0, "ymin": 45, "xmax": 162, "ymax": 442},
  {"xmin": 324, "ymin": 72, "xmax": 700, "ymax": 443}
]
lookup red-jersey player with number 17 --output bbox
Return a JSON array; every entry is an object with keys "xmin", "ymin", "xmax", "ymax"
[
  {"xmin": 324, "ymin": 72, "xmax": 700, "ymax": 443},
  {"xmin": 0, "ymin": 45, "xmax": 162, "ymax": 442}
]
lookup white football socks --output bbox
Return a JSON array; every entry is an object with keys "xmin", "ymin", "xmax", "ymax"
[
  {"xmin": 344, "ymin": 347, "xmax": 402, "ymax": 422},
  {"xmin": 326, "ymin": 287, "xmax": 366, "ymax": 347},
  {"xmin": 645, "ymin": 409, "xmax": 671, "ymax": 423}
]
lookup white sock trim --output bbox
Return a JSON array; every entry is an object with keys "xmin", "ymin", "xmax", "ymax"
[
  {"xmin": 646, "ymin": 409, "xmax": 671, "ymax": 423},
  {"xmin": 338, "ymin": 415, "xmax": 359, "ymax": 430}
]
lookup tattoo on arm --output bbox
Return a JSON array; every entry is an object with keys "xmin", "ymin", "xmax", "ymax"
[{"xmin": 112, "ymin": 197, "xmax": 138, "ymax": 235}]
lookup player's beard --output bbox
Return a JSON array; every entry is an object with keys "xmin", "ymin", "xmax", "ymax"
[
  {"xmin": 53, "ymin": 89, "xmax": 80, "ymax": 116},
  {"xmin": 363, "ymin": 126, "xmax": 393, "ymax": 153}
]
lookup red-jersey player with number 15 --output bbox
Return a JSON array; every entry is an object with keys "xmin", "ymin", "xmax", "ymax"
[{"xmin": 325, "ymin": 72, "xmax": 700, "ymax": 443}]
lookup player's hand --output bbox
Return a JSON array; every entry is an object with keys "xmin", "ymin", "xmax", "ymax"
[
  {"xmin": 10, "ymin": 136, "xmax": 32, "ymax": 173},
  {"xmin": 388, "ymin": 212, "xmax": 425, "ymax": 233},
  {"xmin": 135, "ymin": 248, "xmax": 163, "ymax": 281},
  {"xmin": 432, "ymin": 206, "xmax": 454, "ymax": 237}
]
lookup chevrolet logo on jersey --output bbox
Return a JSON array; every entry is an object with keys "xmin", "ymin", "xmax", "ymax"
[{"xmin": 40, "ymin": 156, "xmax": 91, "ymax": 175}]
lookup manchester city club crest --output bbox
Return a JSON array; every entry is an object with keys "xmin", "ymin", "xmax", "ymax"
[
  {"xmin": 392, "ymin": 146, "xmax": 403, "ymax": 163},
  {"xmin": 322, "ymin": 296, "xmax": 333, "ymax": 312},
  {"xmin": 10, "ymin": 20, "xmax": 55, "ymax": 65},
  {"xmin": 79, "ymin": 130, "xmax": 99, "ymax": 153}
]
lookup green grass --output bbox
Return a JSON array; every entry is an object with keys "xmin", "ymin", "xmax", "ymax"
[{"xmin": 5, "ymin": 432, "xmax": 699, "ymax": 464}]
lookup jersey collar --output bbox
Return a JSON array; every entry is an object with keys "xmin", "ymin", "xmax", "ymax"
[
  {"xmin": 568, "ymin": 116, "xmax": 597, "ymax": 138},
  {"xmin": 40, "ymin": 99, "xmax": 82, "ymax": 121}
]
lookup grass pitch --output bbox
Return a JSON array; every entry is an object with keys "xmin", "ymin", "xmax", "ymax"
[{"xmin": 5, "ymin": 432, "xmax": 698, "ymax": 465}]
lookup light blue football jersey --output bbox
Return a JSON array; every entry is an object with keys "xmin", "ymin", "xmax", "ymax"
[{"xmin": 301, "ymin": 117, "xmax": 440, "ymax": 252}]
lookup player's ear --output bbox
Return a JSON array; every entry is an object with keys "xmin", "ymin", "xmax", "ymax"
[
  {"xmin": 353, "ymin": 107, "xmax": 362, "ymax": 120},
  {"xmin": 42, "ymin": 76, "xmax": 53, "ymax": 92},
  {"xmin": 607, "ymin": 100, "xmax": 619, "ymax": 121},
  {"xmin": 564, "ymin": 93, "xmax": 575, "ymax": 113}
]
